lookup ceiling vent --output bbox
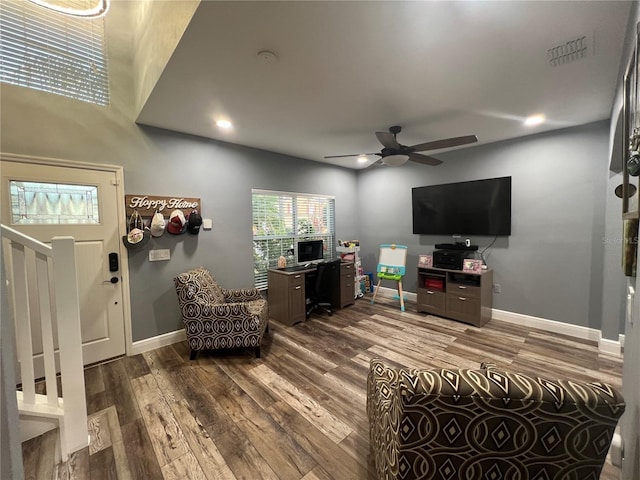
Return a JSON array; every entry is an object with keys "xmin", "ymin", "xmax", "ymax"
[{"xmin": 547, "ymin": 35, "xmax": 591, "ymax": 67}]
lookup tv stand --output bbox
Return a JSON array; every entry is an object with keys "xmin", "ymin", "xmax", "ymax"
[{"xmin": 417, "ymin": 266, "xmax": 493, "ymax": 326}]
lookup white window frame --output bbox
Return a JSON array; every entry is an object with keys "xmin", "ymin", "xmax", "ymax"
[
  {"xmin": 0, "ymin": 0, "xmax": 110, "ymax": 105},
  {"xmin": 252, "ymin": 189, "xmax": 336, "ymax": 290}
]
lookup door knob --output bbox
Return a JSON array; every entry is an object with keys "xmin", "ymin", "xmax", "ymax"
[{"xmin": 103, "ymin": 277, "xmax": 119, "ymax": 284}]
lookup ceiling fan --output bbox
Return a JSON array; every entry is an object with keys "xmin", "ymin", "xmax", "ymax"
[{"xmin": 324, "ymin": 126, "xmax": 478, "ymax": 167}]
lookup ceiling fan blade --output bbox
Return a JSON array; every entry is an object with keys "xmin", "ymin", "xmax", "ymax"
[
  {"xmin": 408, "ymin": 152, "xmax": 443, "ymax": 166},
  {"xmin": 324, "ymin": 152, "xmax": 378, "ymax": 159},
  {"xmin": 376, "ymin": 131, "xmax": 400, "ymax": 149},
  {"xmin": 410, "ymin": 135, "xmax": 478, "ymax": 152}
]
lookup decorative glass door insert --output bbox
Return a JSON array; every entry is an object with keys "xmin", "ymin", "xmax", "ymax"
[{"xmin": 9, "ymin": 180, "xmax": 99, "ymax": 225}]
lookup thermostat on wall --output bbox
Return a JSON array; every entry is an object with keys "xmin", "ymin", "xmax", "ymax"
[{"xmin": 203, "ymin": 218, "xmax": 213, "ymax": 230}]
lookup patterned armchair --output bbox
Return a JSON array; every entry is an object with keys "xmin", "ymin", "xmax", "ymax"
[
  {"xmin": 367, "ymin": 358, "xmax": 625, "ymax": 480},
  {"xmin": 173, "ymin": 267, "xmax": 269, "ymax": 360}
]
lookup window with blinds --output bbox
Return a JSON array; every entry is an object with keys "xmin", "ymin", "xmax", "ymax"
[
  {"xmin": 0, "ymin": 0, "xmax": 110, "ymax": 105},
  {"xmin": 252, "ymin": 189, "xmax": 336, "ymax": 289}
]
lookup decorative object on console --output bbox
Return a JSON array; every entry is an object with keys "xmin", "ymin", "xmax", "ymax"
[
  {"xmin": 173, "ymin": 267, "xmax": 269, "ymax": 360},
  {"xmin": 277, "ymin": 255, "xmax": 287, "ymax": 268},
  {"xmin": 462, "ymin": 258, "xmax": 483, "ymax": 273},
  {"xmin": 367, "ymin": 358, "xmax": 625, "ymax": 480},
  {"xmin": 418, "ymin": 254, "xmax": 432, "ymax": 268}
]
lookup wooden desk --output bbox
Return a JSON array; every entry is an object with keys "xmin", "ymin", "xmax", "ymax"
[{"xmin": 268, "ymin": 262, "xmax": 355, "ymax": 325}]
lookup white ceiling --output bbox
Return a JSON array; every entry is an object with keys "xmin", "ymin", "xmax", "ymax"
[{"xmin": 136, "ymin": 1, "xmax": 632, "ymax": 169}]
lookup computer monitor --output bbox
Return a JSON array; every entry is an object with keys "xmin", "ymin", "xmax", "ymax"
[{"xmin": 297, "ymin": 239, "xmax": 324, "ymax": 264}]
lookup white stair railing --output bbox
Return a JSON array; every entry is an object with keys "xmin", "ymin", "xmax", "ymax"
[{"xmin": 1, "ymin": 224, "xmax": 88, "ymax": 462}]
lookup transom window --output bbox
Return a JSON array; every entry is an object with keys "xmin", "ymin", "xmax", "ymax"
[
  {"xmin": 9, "ymin": 180, "xmax": 100, "ymax": 225},
  {"xmin": 0, "ymin": 0, "xmax": 110, "ymax": 105},
  {"xmin": 252, "ymin": 189, "xmax": 336, "ymax": 289}
]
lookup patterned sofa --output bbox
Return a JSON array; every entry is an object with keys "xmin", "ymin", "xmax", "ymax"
[
  {"xmin": 173, "ymin": 267, "xmax": 269, "ymax": 359},
  {"xmin": 367, "ymin": 358, "xmax": 625, "ymax": 480}
]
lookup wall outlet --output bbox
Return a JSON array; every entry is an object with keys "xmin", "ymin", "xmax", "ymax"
[{"xmin": 493, "ymin": 284, "xmax": 501, "ymax": 294}]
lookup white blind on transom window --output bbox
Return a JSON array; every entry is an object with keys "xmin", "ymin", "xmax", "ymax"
[
  {"xmin": 0, "ymin": 0, "xmax": 110, "ymax": 105},
  {"xmin": 252, "ymin": 189, "xmax": 336, "ymax": 290}
]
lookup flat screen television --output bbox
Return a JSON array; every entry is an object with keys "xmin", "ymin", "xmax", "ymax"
[
  {"xmin": 412, "ymin": 176, "xmax": 512, "ymax": 236},
  {"xmin": 298, "ymin": 239, "xmax": 324, "ymax": 263}
]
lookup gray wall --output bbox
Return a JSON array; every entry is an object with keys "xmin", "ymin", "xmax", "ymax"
[
  {"xmin": 356, "ymin": 121, "xmax": 613, "ymax": 332},
  {"xmin": 126, "ymin": 127, "xmax": 358, "ymax": 340}
]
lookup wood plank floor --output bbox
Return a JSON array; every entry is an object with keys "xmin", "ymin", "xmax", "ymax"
[{"xmin": 23, "ymin": 296, "xmax": 624, "ymax": 479}]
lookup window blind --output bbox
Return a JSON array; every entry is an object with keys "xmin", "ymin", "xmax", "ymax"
[
  {"xmin": 0, "ymin": 0, "xmax": 110, "ymax": 105},
  {"xmin": 252, "ymin": 189, "xmax": 336, "ymax": 290}
]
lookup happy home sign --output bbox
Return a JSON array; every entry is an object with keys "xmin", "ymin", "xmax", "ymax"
[{"xmin": 125, "ymin": 195, "xmax": 201, "ymax": 217}]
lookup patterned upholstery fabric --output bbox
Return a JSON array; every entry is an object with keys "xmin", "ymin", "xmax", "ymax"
[
  {"xmin": 173, "ymin": 267, "xmax": 268, "ymax": 358},
  {"xmin": 367, "ymin": 358, "xmax": 625, "ymax": 480}
]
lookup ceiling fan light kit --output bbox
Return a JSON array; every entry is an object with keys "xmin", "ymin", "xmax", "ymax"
[
  {"xmin": 382, "ymin": 154, "xmax": 409, "ymax": 167},
  {"xmin": 324, "ymin": 125, "xmax": 478, "ymax": 168}
]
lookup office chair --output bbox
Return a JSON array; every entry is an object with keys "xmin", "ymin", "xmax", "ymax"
[{"xmin": 306, "ymin": 259, "xmax": 341, "ymax": 318}]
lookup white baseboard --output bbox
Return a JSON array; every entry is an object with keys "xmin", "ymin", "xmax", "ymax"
[
  {"xmin": 375, "ymin": 286, "xmax": 623, "ymax": 356},
  {"xmin": 491, "ymin": 308, "xmax": 601, "ymax": 342},
  {"xmin": 598, "ymin": 337, "xmax": 622, "ymax": 356},
  {"xmin": 131, "ymin": 289, "xmax": 624, "ymax": 358},
  {"xmin": 130, "ymin": 329, "xmax": 186, "ymax": 356}
]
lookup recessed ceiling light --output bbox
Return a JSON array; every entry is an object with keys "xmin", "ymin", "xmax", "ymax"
[
  {"xmin": 216, "ymin": 120, "xmax": 232, "ymax": 129},
  {"xmin": 357, "ymin": 155, "xmax": 368, "ymax": 163},
  {"xmin": 524, "ymin": 114, "xmax": 545, "ymax": 126}
]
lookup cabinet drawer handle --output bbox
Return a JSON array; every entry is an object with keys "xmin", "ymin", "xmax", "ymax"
[
  {"xmin": 427, "ymin": 290, "xmax": 435, "ymax": 295},
  {"xmin": 294, "ymin": 274, "xmax": 302, "ymax": 279},
  {"xmin": 458, "ymin": 285, "xmax": 467, "ymax": 289},
  {"xmin": 458, "ymin": 296, "xmax": 466, "ymax": 301},
  {"xmin": 295, "ymin": 286, "xmax": 301, "ymax": 290}
]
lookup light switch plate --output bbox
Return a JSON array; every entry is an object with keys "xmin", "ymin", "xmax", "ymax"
[
  {"xmin": 203, "ymin": 218, "xmax": 213, "ymax": 230},
  {"xmin": 149, "ymin": 249, "xmax": 170, "ymax": 262}
]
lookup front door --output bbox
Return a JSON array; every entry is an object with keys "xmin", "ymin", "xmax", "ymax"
[{"xmin": 1, "ymin": 159, "xmax": 126, "ymax": 368}]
